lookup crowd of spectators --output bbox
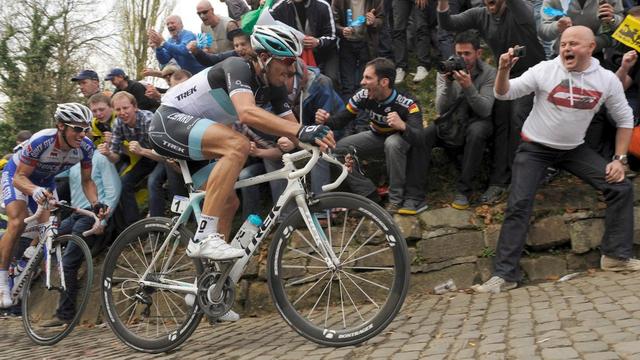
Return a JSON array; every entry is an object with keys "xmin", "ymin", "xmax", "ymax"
[{"xmin": 2, "ymin": 0, "xmax": 640, "ymax": 300}]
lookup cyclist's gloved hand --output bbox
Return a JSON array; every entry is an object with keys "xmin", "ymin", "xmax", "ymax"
[
  {"xmin": 297, "ymin": 125, "xmax": 331, "ymax": 144},
  {"xmin": 32, "ymin": 187, "xmax": 51, "ymax": 204}
]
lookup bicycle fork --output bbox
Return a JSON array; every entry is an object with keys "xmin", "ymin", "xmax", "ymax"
[{"xmin": 294, "ymin": 194, "xmax": 341, "ymax": 270}]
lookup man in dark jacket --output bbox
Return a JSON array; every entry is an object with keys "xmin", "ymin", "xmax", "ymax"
[
  {"xmin": 105, "ymin": 68, "xmax": 160, "ymax": 112},
  {"xmin": 270, "ymin": 0, "xmax": 339, "ymax": 84},
  {"xmin": 332, "ymin": 0, "xmax": 384, "ymax": 99}
]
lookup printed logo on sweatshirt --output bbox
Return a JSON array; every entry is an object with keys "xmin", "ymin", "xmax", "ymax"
[{"xmin": 547, "ymin": 79, "xmax": 602, "ymax": 110}]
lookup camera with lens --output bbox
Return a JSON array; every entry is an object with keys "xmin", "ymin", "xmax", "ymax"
[
  {"xmin": 437, "ymin": 56, "xmax": 467, "ymax": 74},
  {"xmin": 513, "ymin": 45, "xmax": 526, "ymax": 58}
]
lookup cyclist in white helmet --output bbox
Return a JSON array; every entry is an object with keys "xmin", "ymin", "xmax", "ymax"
[
  {"xmin": 150, "ymin": 24, "xmax": 335, "ymax": 263},
  {"xmin": 0, "ymin": 103, "xmax": 108, "ymax": 308}
]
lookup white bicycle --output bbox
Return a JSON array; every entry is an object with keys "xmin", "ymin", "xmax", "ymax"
[
  {"xmin": 100, "ymin": 143, "xmax": 410, "ymax": 353},
  {"xmin": 16, "ymin": 201, "xmax": 100, "ymax": 345}
]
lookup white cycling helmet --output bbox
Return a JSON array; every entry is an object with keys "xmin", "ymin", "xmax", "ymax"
[
  {"xmin": 251, "ymin": 24, "xmax": 303, "ymax": 58},
  {"xmin": 55, "ymin": 102, "xmax": 93, "ymax": 126}
]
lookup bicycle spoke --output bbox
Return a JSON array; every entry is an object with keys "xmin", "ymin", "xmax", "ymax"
[
  {"xmin": 118, "ymin": 249, "xmax": 143, "ymax": 277},
  {"xmin": 137, "ymin": 237, "xmax": 151, "ymax": 271},
  {"xmin": 292, "ymin": 270, "xmax": 331, "ymax": 305},
  {"xmin": 294, "ymin": 229, "xmax": 323, "ymax": 258},
  {"xmin": 338, "ymin": 215, "xmax": 365, "ymax": 260},
  {"xmin": 282, "ymin": 265, "xmax": 327, "ymax": 270},
  {"xmin": 342, "ymin": 246, "xmax": 391, "ymax": 267},
  {"xmin": 286, "ymin": 268, "xmax": 331, "ymax": 287},
  {"xmin": 324, "ymin": 210, "xmax": 332, "ymax": 247},
  {"xmin": 339, "ymin": 273, "xmax": 365, "ymax": 323},
  {"xmin": 122, "ymin": 300, "xmax": 138, "ymax": 324},
  {"xmin": 342, "ymin": 266, "xmax": 394, "ymax": 271},
  {"xmin": 127, "ymin": 243, "xmax": 148, "ymax": 273},
  {"xmin": 164, "ymin": 290, "xmax": 188, "ymax": 316},
  {"xmin": 152, "ymin": 299, "xmax": 165, "ymax": 336},
  {"xmin": 337, "ymin": 272, "xmax": 347, "ymax": 329},
  {"xmin": 148, "ymin": 233, "xmax": 158, "ymax": 272},
  {"xmin": 340, "ymin": 270, "xmax": 382, "ymax": 308},
  {"xmin": 116, "ymin": 264, "xmax": 141, "ymax": 278},
  {"xmin": 115, "ymin": 296, "xmax": 136, "ymax": 306},
  {"xmin": 159, "ymin": 290, "xmax": 179, "ymax": 326},
  {"xmin": 341, "ymin": 229, "xmax": 383, "ymax": 264},
  {"xmin": 166, "ymin": 260, "xmax": 193, "ymax": 274},
  {"xmin": 307, "ymin": 272, "xmax": 334, "ymax": 320},
  {"xmin": 339, "ymin": 209, "xmax": 348, "ymax": 253},
  {"xmin": 286, "ymin": 246, "xmax": 326, "ymax": 264},
  {"xmin": 342, "ymin": 269, "xmax": 389, "ymax": 291},
  {"xmin": 324, "ymin": 272, "xmax": 333, "ymax": 328},
  {"xmin": 166, "ymin": 252, "xmax": 188, "ymax": 274}
]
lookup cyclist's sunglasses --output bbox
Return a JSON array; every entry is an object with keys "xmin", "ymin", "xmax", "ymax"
[
  {"xmin": 65, "ymin": 124, "xmax": 91, "ymax": 133},
  {"xmin": 272, "ymin": 56, "xmax": 297, "ymax": 65}
]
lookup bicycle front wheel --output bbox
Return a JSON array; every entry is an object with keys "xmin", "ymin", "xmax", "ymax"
[
  {"xmin": 268, "ymin": 192, "xmax": 410, "ymax": 346},
  {"xmin": 100, "ymin": 217, "xmax": 204, "ymax": 353},
  {"xmin": 22, "ymin": 234, "xmax": 93, "ymax": 345}
]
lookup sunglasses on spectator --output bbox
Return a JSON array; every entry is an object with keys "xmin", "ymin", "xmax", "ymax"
[
  {"xmin": 197, "ymin": 9, "xmax": 211, "ymax": 16},
  {"xmin": 65, "ymin": 124, "xmax": 91, "ymax": 133}
]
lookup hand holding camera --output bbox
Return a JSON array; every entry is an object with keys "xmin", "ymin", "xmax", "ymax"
[
  {"xmin": 498, "ymin": 45, "xmax": 525, "ymax": 71},
  {"xmin": 452, "ymin": 69, "xmax": 472, "ymax": 89},
  {"xmin": 437, "ymin": 56, "xmax": 471, "ymax": 86},
  {"xmin": 557, "ymin": 17, "xmax": 573, "ymax": 34},
  {"xmin": 598, "ymin": 0, "xmax": 614, "ymax": 23}
]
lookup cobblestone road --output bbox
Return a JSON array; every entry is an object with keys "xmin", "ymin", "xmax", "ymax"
[{"xmin": 2, "ymin": 271, "xmax": 640, "ymax": 359}]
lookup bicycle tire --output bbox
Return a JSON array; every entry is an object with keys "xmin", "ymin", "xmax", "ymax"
[
  {"xmin": 268, "ymin": 192, "xmax": 410, "ymax": 346},
  {"xmin": 22, "ymin": 234, "xmax": 93, "ymax": 345},
  {"xmin": 100, "ymin": 217, "xmax": 204, "ymax": 353}
]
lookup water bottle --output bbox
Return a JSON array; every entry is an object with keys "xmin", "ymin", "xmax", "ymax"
[
  {"xmin": 433, "ymin": 279, "xmax": 457, "ymax": 295},
  {"xmin": 16, "ymin": 245, "xmax": 36, "ymax": 275},
  {"xmin": 8, "ymin": 263, "xmax": 15, "ymax": 290},
  {"xmin": 346, "ymin": 9, "xmax": 353, "ymax": 27},
  {"xmin": 237, "ymin": 214, "xmax": 263, "ymax": 250}
]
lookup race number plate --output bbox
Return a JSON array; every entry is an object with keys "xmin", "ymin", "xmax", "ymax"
[{"xmin": 171, "ymin": 195, "xmax": 189, "ymax": 214}]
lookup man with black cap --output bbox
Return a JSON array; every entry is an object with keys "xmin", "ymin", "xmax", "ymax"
[
  {"xmin": 71, "ymin": 69, "xmax": 102, "ymax": 99},
  {"xmin": 106, "ymin": 68, "xmax": 160, "ymax": 112}
]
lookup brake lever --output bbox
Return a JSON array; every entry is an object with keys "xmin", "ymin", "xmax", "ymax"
[{"xmin": 347, "ymin": 146, "xmax": 365, "ymax": 176}]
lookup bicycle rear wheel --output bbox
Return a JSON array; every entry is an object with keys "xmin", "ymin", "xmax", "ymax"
[
  {"xmin": 268, "ymin": 192, "xmax": 410, "ymax": 346},
  {"xmin": 22, "ymin": 234, "xmax": 93, "ymax": 345},
  {"xmin": 100, "ymin": 217, "xmax": 204, "ymax": 353}
]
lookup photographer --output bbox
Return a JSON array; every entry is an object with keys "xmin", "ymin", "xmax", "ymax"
[
  {"xmin": 424, "ymin": 31, "xmax": 496, "ymax": 209},
  {"xmin": 437, "ymin": 0, "xmax": 546, "ymax": 204}
]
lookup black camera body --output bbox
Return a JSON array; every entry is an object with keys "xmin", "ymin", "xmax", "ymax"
[{"xmin": 437, "ymin": 56, "xmax": 467, "ymax": 74}]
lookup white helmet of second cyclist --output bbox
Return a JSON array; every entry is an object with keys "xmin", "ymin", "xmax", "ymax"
[
  {"xmin": 55, "ymin": 102, "xmax": 93, "ymax": 126},
  {"xmin": 251, "ymin": 24, "xmax": 303, "ymax": 58}
]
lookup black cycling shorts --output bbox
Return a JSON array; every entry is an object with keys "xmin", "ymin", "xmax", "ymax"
[{"xmin": 149, "ymin": 105, "xmax": 217, "ymax": 160}]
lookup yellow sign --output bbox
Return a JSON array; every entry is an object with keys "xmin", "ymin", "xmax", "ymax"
[{"xmin": 613, "ymin": 15, "xmax": 640, "ymax": 52}]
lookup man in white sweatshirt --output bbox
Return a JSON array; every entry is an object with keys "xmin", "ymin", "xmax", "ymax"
[{"xmin": 474, "ymin": 26, "xmax": 639, "ymax": 293}]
